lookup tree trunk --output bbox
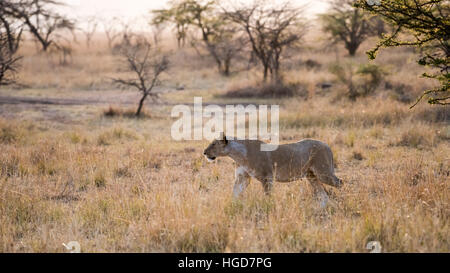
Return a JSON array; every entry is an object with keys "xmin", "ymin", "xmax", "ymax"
[
  {"xmin": 136, "ymin": 93, "xmax": 148, "ymax": 117},
  {"xmin": 0, "ymin": 16, "xmax": 20, "ymax": 53},
  {"xmin": 43, "ymin": 43, "xmax": 50, "ymax": 52},
  {"xmin": 23, "ymin": 17, "xmax": 51, "ymax": 51},
  {"xmin": 263, "ymin": 65, "xmax": 269, "ymax": 82},
  {"xmin": 217, "ymin": 58, "xmax": 231, "ymax": 77},
  {"xmin": 346, "ymin": 42, "xmax": 358, "ymax": 56},
  {"xmin": 347, "ymin": 82, "xmax": 358, "ymax": 101},
  {"xmin": 272, "ymin": 58, "xmax": 281, "ymax": 83},
  {"xmin": 216, "ymin": 60, "xmax": 223, "ymax": 75},
  {"xmin": 273, "ymin": 68, "xmax": 281, "ymax": 83},
  {"xmin": 223, "ymin": 61, "xmax": 230, "ymax": 76}
]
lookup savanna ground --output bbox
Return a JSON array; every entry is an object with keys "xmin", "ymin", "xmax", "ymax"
[{"xmin": 0, "ymin": 33, "xmax": 449, "ymax": 253}]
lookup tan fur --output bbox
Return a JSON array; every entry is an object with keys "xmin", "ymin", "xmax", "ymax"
[{"xmin": 204, "ymin": 136, "xmax": 343, "ymax": 207}]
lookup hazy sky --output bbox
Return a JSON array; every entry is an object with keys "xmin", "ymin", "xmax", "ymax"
[{"xmin": 61, "ymin": 0, "xmax": 329, "ymax": 19}]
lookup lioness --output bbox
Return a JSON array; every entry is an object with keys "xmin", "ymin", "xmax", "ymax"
[{"xmin": 203, "ymin": 135, "xmax": 343, "ymax": 207}]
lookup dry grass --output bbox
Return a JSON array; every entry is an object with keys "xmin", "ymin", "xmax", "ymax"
[{"xmin": 0, "ymin": 35, "xmax": 448, "ymax": 253}]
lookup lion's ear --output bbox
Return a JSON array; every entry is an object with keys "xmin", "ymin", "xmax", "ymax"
[{"xmin": 220, "ymin": 132, "xmax": 228, "ymax": 145}]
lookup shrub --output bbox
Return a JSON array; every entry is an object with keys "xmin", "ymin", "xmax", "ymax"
[
  {"xmin": 357, "ymin": 63, "xmax": 387, "ymax": 96},
  {"xmin": 103, "ymin": 106, "xmax": 151, "ymax": 119},
  {"xmin": 302, "ymin": 59, "xmax": 322, "ymax": 70},
  {"xmin": 397, "ymin": 128, "xmax": 436, "ymax": 148},
  {"xmin": 329, "ymin": 62, "xmax": 387, "ymax": 100},
  {"xmin": 384, "ymin": 81, "xmax": 415, "ymax": 104},
  {"xmin": 414, "ymin": 106, "xmax": 449, "ymax": 123},
  {"xmin": 94, "ymin": 174, "xmax": 107, "ymax": 188},
  {"xmin": 223, "ymin": 82, "xmax": 307, "ymax": 98},
  {"xmin": 0, "ymin": 122, "xmax": 20, "ymax": 144}
]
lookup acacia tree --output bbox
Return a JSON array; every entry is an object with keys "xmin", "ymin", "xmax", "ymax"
[
  {"xmin": 112, "ymin": 37, "xmax": 169, "ymax": 117},
  {"xmin": 224, "ymin": 0, "xmax": 306, "ymax": 82},
  {"xmin": 320, "ymin": 0, "xmax": 382, "ymax": 56},
  {"xmin": 0, "ymin": 1, "xmax": 22, "ymax": 85},
  {"xmin": 0, "ymin": 0, "xmax": 75, "ymax": 52},
  {"xmin": 152, "ymin": 0, "xmax": 244, "ymax": 76},
  {"xmin": 0, "ymin": 32, "xmax": 21, "ymax": 86},
  {"xmin": 80, "ymin": 16, "xmax": 98, "ymax": 48},
  {"xmin": 0, "ymin": 12, "xmax": 22, "ymax": 54},
  {"xmin": 355, "ymin": 0, "xmax": 449, "ymax": 106},
  {"xmin": 183, "ymin": 1, "xmax": 245, "ymax": 76},
  {"xmin": 102, "ymin": 17, "xmax": 121, "ymax": 49},
  {"xmin": 149, "ymin": 21, "xmax": 166, "ymax": 47},
  {"xmin": 153, "ymin": 1, "xmax": 192, "ymax": 48}
]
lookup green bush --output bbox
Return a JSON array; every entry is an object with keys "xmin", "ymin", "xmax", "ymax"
[{"xmin": 329, "ymin": 62, "xmax": 387, "ymax": 100}]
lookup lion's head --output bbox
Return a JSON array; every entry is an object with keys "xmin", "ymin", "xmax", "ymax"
[{"xmin": 203, "ymin": 134, "xmax": 228, "ymax": 162}]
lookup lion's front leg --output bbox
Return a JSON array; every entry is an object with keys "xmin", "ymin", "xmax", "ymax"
[
  {"xmin": 261, "ymin": 177, "xmax": 273, "ymax": 196},
  {"xmin": 233, "ymin": 166, "xmax": 250, "ymax": 199},
  {"xmin": 306, "ymin": 171, "xmax": 329, "ymax": 208}
]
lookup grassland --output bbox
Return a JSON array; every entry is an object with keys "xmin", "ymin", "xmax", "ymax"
[{"xmin": 0, "ymin": 35, "xmax": 448, "ymax": 252}]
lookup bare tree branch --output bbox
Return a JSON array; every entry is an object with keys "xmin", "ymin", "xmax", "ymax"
[
  {"xmin": 112, "ymin": 37, "xmax": 169, "ymax": 117},
  {"xmin": 223, "ymin": 0, "xmax": 307, "ymax": 82}
]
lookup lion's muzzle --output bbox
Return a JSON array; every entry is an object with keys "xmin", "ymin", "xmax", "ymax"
[{"xmin": 203, "ymin": 151, "xmax": 216, "ymax": 162}]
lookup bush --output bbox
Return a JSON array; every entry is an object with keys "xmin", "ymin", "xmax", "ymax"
[
  {"xmin": 0, "ymin": 120, "xmax": 22, "ymax": 144},
  {"xmin": 414, "ymin": 106, "xmax": 450, "ymax": 123},
  {"xmin": 103, "ymin": 106, "xmax": 151, "ymax": 119},
  {"xmin": 357, "ymin": 64, "xmax": 387, "ymax": 96},
  {"xmin": 0, "ymin": 126, "xmax": 18, "ymax": 144},
  {"xmin": 223, "ymin": 82, "xmax": 307, "ymax": 98},
  {"xmin": 384, "ymin": 81, "xmax": 415, "ymax": 104},
  {"xmin": 330, "ymin": 62, "xmax": 387, "ymax": 100},
  {"xmin": 397, "ymin": 128, "xmax": 436, "ymax": 148},
  {"xmin": 300, "ymin": 59, "xmax": 322, "ymax": 70}
]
